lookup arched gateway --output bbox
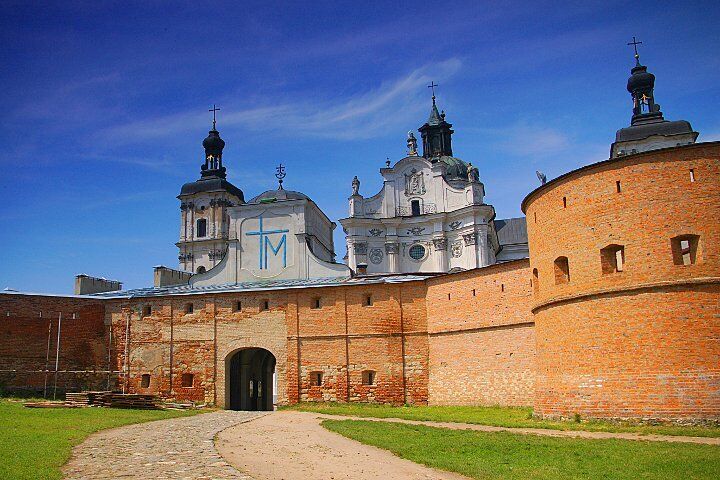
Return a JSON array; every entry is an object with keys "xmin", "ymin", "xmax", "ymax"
[{"xmin": 226, "ymin": 348, "xmax": 276, "ymax": 411}]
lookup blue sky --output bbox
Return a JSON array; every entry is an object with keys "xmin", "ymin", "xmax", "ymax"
[{"xmin": 1, "ymin": 1, "xmax": 718, "ymax": 294}]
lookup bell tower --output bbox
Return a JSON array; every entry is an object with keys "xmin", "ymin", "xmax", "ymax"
[
  {"xmin": 177, "ymin": 106, "xmax": 244, "ymax": 274},
  {"xmin": 610, "ymin": 38, "xmax": 698, "ymax": 158},
  {"xmin": 418, "ymin": 82, "xmax": 454, "ymax": 159}
]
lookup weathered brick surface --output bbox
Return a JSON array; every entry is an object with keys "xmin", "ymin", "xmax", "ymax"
[
  {"xmin": 0, "ymin": 295, "xmax": 110, "ymax": 395},
  {"xmin": 523, "ymin": 143, "xmax": 720, "ymax": 420},
  {"xmin": 426, "ymin": 261, "xmax": 536, "ymax": 406}
]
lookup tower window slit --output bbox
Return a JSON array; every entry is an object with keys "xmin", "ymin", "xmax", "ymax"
[
  {"xmin": 616, "ymin": 181, "xmax": 621, "ymax": 193},
  {"xmin": 689, "ymin": 169, "xmax": 695, "ymax": 182}
]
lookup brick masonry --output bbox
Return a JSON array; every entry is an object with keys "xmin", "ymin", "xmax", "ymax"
[
  {"xmin": 0, "ymin": 142, "xmax": 717, "ymax": 422},
  {"xmin": 523, "ymin": 142, "xmax": 720, "ymax": 420}
]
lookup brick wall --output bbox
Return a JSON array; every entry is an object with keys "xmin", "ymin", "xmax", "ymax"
[
  {"xmin": 0, "ymin": 294, "xmax": 109, "ymax": 396},
  {"xmin": 426, "ymin": 260, "xmax": 536, "ymax": 406},
  {"xmin": 523, "ymin": 142, "xmax": 720, "ymax": 421}
]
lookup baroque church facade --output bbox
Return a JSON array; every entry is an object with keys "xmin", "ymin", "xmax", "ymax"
[
  {"xmin": 1, "ymin": 49, "xmax": 718, "ymax": 423},
  {"xmin": 342, "ymin": 93, "xmax": 528, "ymax": 275}
]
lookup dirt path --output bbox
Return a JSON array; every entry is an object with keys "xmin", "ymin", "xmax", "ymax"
[
  {"xmin": 216, "ymin": 411, "xmax": 470, "ymax": 480},
  {"xmin": 312, "ymin": 413, "xmax": 720, "ymax": 445}
]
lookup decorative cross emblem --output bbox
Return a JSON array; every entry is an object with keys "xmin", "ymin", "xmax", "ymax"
[
  {"xmin": 245, "ymin": 216, "xmax": 289, "ymax": 270},
  {"xmin": 275, "ymin": 164, "xmax": 286, "ymax": 189},
  {"xmin": 427, "ymin": 81, "xmax": 438, "ymax": 98},
  {"xmin": 209, "ymin": 104, "xmax": 220, "ymax": 129}
]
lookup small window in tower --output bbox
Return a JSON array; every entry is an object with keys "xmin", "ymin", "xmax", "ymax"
[
  {"xmin": 501, "ymin": 283, "xmax": 505, "ymax": 292},
  {"xmin": 689, "ymin": 169, "xmax": 696, "ymax": 182},
  {"xmin": 616, "ymin": 181, "xmax": 622, "ymax": 193},
  {"xmin": 260, "ymin": 299, "xmax": 270, "ymax": 311},
  {"xmin": 196, "ymin": 218, "xmax": 207, "ymax": 238},
  {"xmin": 364, "ymin": 295, "xmax": 373, "ymax": 307},
  {"xmin": 532, "ymin": 268, "xmax": 539, "ymax": 295},
  {"xmin": 671, "ymin": 235, "xmax": 700, "ymax": 266},
  {"xmin": 312, "ymin": 297, "xmax": 321, "ymax": 309},
  {"xmin": 472, "ymin": 289, "xmax": 476, "ymax": 297},
  {"xmin": 141, "ymin": 374, "xmax": 150, "ymax": 388},
  {"xmin": 601, "ymin": 244, "xmax": 625, "ymax": 274},
  {"xmin": 142, "ymin": 305, "xmax": 151, "ymax": 317},
  {"xmin": 411, "ymin": 200, "xmax": 421, "ymax": 217},
  {"xmin": 534, "ymin": 212, "xmax": 537, "ymax": 223},
  {"xmin": 362, "ymin": 370, "xmax": 376, "ymax": 386},
  {"xmin": 311, "ymin": 372, "xmax": 323, "ymax": 387},
  {"xmin": 563, "ymin": 196, "xmax": 567, "ymax": 208},
  {"xmin": 181, "ymin": 373, "xmax": 194, "ymax": 387},
  {"xmin": 184, "ymin": 303, "xmax": 194, "ymax": 314},
  {"xmin": 554, "ymin": 256, "xmax": 570, "ymax": 284},
  {"xmin": 234, "ymin": 301, "xmax": 242, "ymax": 312},
  {"xmin": 447, "ymin": 293, "xmax": 451, "ymax": 300}
]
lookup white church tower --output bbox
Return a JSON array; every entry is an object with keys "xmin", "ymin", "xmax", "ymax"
[
  {"xmin": 177, "ymin": 109, "xmax": 244, "ymax": 274},
  {"xmin": 340, "ymin": 88, "xmax": 528, "ymax": 275}
]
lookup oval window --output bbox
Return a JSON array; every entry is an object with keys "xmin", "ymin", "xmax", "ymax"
[{"xmin": 409, "ymin": 244, "xmax": 426, "ymax": 260}]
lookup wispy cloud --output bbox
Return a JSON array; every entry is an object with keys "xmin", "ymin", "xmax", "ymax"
[
  {"xmin": 77, "ymin": 190, "xmax": 165, "ymax": 211},
  {"xmin": 97, "ymin": 59, "xmax": 463, "ymax": 145}
]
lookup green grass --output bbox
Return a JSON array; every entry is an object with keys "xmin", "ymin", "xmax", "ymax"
[
  {"xmin": 0, "ymin": 399, "xmax": 201, "ymax": 480},
  {"xmin": 285, "ymin": 402, "xmax": 720, "ymax": 438},
  {"xmin": 323, "ymin": 419, "xmax": 720, "ymax": 480}
]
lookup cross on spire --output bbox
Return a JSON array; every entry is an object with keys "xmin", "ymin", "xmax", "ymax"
[
  {"xmin": 209, "ymin": 104, "xmax": 220, "ymax": 130},
  {"xmin": 627, "ymin": 36, "xmax": 643, "ymax": 65},
  {"xmin": 427, "ymin": 81, "xmax": 438, "ymax": 103},
  {"xmin": 275, "ymin": 163, "xmax": 286, "ymax": 190}
]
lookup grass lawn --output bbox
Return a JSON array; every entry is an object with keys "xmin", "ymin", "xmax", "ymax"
[
  {"xmin": 0, "ymin": 399, "xmax": 201, "ymax": 480},
  {"xmin": 286, "ymin": 402, "xmax": 720, "ymax": 438},
  {"xmin": 323, "ymin": 419, "xmax": 720, "ymax": 480}
]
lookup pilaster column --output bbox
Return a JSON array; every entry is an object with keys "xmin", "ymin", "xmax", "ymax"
[
  {"xmin": 462, "ymin": 232, "xmax": 479, "ymax": 269},
  {"xmin": 432, "ymin": 236, "xmax": 448, "ymax": 272},
  {"xmin": 385, "ymin": 242, "xmax": 400, "ymax": 273}
]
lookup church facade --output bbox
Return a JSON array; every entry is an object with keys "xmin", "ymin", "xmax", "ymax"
[
  {"xmin": 1, "ymin": 52, "xmax": 718, "ymax": 423},
  {"xmin": 341, "ymin": 95, "xmax": 527, "ymax": 275}
]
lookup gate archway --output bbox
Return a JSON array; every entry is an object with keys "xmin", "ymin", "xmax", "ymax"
[{"xmin": 226, "ymin": 348, "xmax": 276, "ymax": 411}]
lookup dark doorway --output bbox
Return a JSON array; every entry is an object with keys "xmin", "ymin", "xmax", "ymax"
[{"xmin": 227, "ymin": 348, "xmax": 276, "ymax": 411}]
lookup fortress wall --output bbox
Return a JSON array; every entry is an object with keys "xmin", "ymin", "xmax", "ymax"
[
  {"xmin": 523, "ymin": 142, "xmax": 720, "ymax": 421},
  {"xmin": 0, "ymin": 294, "xmax": 109, "ymax": 395},
  {"xmin": 425, "ymin": 260, "xmax": 536, "ymax": 406}
]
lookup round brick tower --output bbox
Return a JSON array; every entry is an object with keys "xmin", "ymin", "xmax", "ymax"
[{"xmin": 522, "ymin": 142, "xmax": 720, "ymax": 422}]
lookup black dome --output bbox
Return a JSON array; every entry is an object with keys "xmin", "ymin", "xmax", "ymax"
[
  {"xmin": 627, "ymin": 65, "xmax": 655, "ymax": 93},
  {"xmin": 203, "ymin": 129, "xmax": 225, "ymax": 155}
]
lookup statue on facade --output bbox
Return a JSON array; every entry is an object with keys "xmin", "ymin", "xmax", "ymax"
[
  {"xmin": 351, "ymin": 176, "xmax": 360, "ymax": 196},
  {"xmin": 467, "ymin": 162, "xmax": 480, "ymax": 183},
  {"xmin": 407, "ymin": 131, "xmax": 418, "ymax": 156}
]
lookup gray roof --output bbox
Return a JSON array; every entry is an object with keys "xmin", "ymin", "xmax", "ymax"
[
  {"xmin": 85, "ymin": 274, "xmax": 434, "ymax": 299},
  {"xmin": 249, "ymin": 188, "xmax": 310, "ymax": 204},
  {"xmin": 179, "ymin": 177, "xmax": 244, "ymax": 201},
  {"xmin": 494, "ymin": 217, "xmax": 528, "ymax": 246},
  {"xmin": 615, "ymin": 119, "xmax": 696, "ymax": 142}
]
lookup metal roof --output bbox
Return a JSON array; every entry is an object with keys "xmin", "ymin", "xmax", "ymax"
[{"xmin": 84, "ymin": 273, "xmax": 435, "ymax": 299}]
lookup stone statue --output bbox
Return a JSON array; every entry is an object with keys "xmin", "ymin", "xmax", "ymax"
[
  {"xmin": 351, "ymin": 176, "xmax": 360, "ymax": 196},
  {"xmin": 467, "ymin": 162, "xmax": 480, "ymax": 183},
  {"xmin": 407, "ymin": 131, "xmax": 418, "ymax": 156}
]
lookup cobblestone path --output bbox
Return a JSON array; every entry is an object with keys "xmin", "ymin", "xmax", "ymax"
[{"xmin": 63, "ymin": 410, "xmax": 266, "ymax": 480}]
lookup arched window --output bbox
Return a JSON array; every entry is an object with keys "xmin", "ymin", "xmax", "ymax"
[
  {"xmin": 554, "ymin": 256, "xmax": 570, "ymax": 284},
  {"xmin": 196, "ymin": 218, "xmax": 207, "ymax": 238},
  {"xmin": 196, "ymin": 266, "xmax": 206, "ymax": 274},
  {"xmin": 601, "ymin": 244, "xmax": 625, "ymax": 274}
]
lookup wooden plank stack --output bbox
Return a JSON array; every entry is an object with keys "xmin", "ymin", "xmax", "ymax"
[{"xmin": 64, "ymin": 391, "xmax": 161, "ymax": 409}]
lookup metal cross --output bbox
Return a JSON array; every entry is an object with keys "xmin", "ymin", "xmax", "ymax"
[
  {"xmin": 627, "ymin": 36, "xmax": 642, "ymax": 63},
  {"xmin": 209, "ymin": 104, "xmax": 220, "ymax": 129},
  {"xmin": 427, "ymin": 81, "xmax": 438, "ymax": 98},
  {"xmin": 275, "ymin": 163, "xmax": 286, "ymax": 189}
]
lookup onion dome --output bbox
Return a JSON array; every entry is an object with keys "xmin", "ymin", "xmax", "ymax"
[
  {"xmin": 203, "ymin": 128, "xmax": 225, "ymax": 157},
  {"xmin": 627, "ymin": 64, "xmax": 655, "ymax": 94}
]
